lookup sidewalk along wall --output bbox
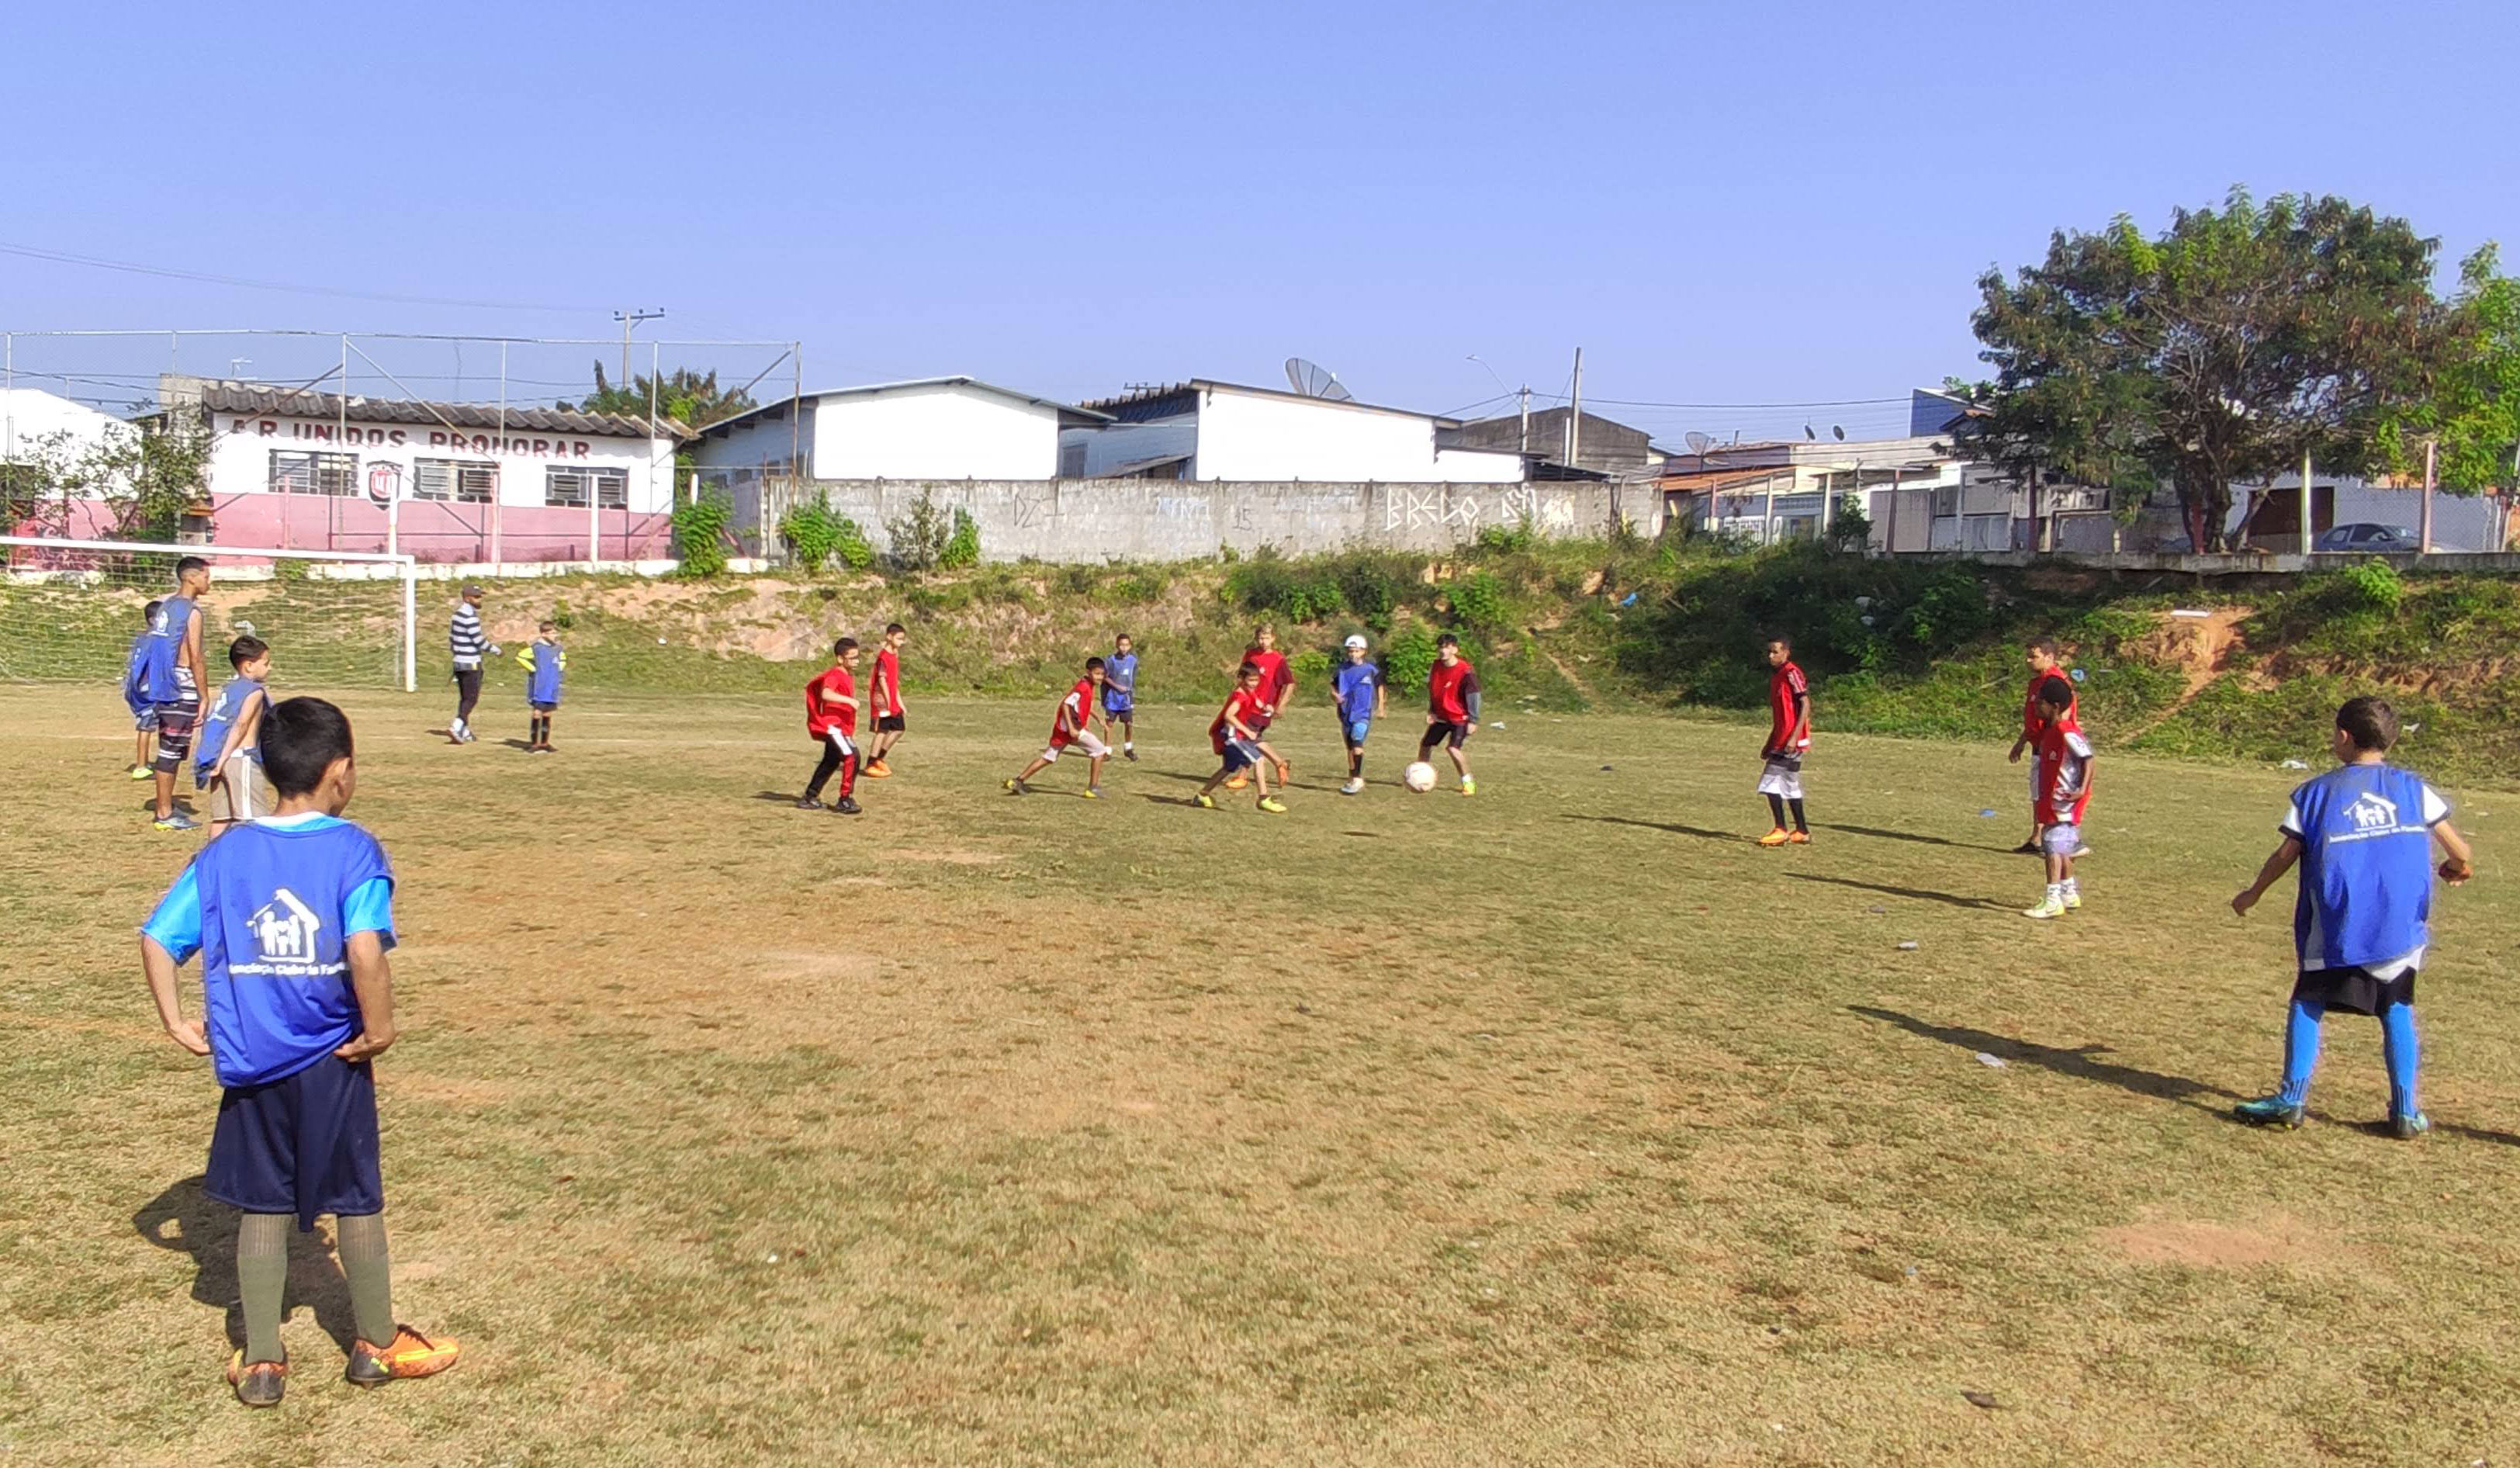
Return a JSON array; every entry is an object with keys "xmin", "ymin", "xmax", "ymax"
[{"xmin": 753, "ymin": 477, "xmax": 1631, "ymax": 563}]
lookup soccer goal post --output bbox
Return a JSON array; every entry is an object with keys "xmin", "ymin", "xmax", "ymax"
[{"xmin": 0, "ymin": 536, "xmax": 417, "ymax": 694}]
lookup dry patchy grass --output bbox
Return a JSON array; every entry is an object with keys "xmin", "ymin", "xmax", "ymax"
[{"xmin": 2, "ymin": 690, "xmax": 2518, "ymax": 1465}]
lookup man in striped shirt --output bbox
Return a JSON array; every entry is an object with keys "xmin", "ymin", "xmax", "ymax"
[{"xmin": 446, "ymin": 583, "xmax": 498, "ymax": 745}]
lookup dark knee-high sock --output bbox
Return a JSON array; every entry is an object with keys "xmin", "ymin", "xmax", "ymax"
[
  {"xmin": 334, "ymin": 1212, "xmax": 395, "ymax": 1347},
  {"xmin": 1788, "ymin": 798, "xmax": 1807, "ymax": 833},
  {"xmin": 1766, "ymin": 793, "xmax": 1787, "ymax": 828},
  {"xmin": 237, "ymin": 1212, "xmax": 290, "ymax": 1364}
]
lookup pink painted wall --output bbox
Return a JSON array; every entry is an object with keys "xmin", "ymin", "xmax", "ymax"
[{"xmin": 9, "ymin": 494, "xmax": 672, "ymax": 565}]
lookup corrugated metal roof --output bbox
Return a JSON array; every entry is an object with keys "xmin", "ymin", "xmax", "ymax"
[
  {"xmin": 194, "ymin": 383, "xmax": 686, "ymax": 440},
  {"xmin": 1080, "ymin": 379, "xmax": 1473, "ymax": 426}
]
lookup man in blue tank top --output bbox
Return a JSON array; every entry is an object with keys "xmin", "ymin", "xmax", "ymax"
[
  {"xmin": 140, "ymin": 696, "xmax": 461, "ymax": 1406},
  {"xmin": 2231, "ymin": 696, "xmax": 2474, "ymax": 1138}
]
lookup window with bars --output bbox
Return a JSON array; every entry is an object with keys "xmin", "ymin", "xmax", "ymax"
[
  {"xmin": 545, "ymin": 466, "xmax": 628, "ymax": 508},
  {"xmin": 269, "ymin": 450, "xmax": 359, "ymax": 496},
  {"xmin": 413, "ymin": 459, "xmax": 497, "ymax": 504}
]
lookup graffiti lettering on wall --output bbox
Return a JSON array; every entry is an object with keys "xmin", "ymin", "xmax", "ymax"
[
  {"xmin": 1011, "ymin": 488, "xmax": 1059, "ymax": 529},
  {"xmin": 1497, "ymin": 486, "xmax": 1578, "ymax": 533},
  {"xmin": 1384, "ymin": 487, "xmax": 1485, "ymax": 533}
]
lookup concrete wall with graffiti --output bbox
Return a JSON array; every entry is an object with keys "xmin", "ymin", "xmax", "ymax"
[{"xmin": 733, "ymin": 477, "xmax": 1639, "ymax": 565}]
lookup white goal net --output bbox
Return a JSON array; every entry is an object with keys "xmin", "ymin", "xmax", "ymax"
[{"xmin": 0, "ymin": 537, "xmax": 416, "ymax": 693}]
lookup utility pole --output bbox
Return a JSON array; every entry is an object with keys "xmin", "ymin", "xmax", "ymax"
[
  {"xmin": 2421, "ymin": 438, "xmax": 2437, "ymax": 554},
  {"xmin": 1518, "ymin": 386, "xmax": 1530, "ymax": 457},
  {"xmin": 1568, "ymin": 347, "xmax": 1584, "ymax": 469},
  {"xmin": 613, "ymin": 307, "xmax": 666, "ymax": 384},
  {"xmin": 2300, "ymin": 448, "xmax": 2314, "ymax": 557}
]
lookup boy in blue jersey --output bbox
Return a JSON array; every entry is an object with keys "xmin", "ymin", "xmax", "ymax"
[
  {"xmin": 517, "ymin": 621, "xmax": 566, "ymax": 754},
  {"xmin": 125, "ymin": 599, "xmax": 163, "ymax": 779},
  {"xmin": 2231, "ymin": 696, "xmax": 2475, "ymax": 1137},
  {"xmin": 197, "ymin": 635, "xmax": 274, "ymax": 836},
  {"xmin": 1099, "ymin": 632, "xmax": 1140, "ymax": 762},
  {"xmin": 1332, "ymin": 634, "xmax": 1386, "ymax": 795},
  {"xmin": 140, "ymin": 696, "xmax": 460, "ymax": 1406},
  {"xmin": 147, "ymin": 557, "xmax": 212, "ymax": 830}
]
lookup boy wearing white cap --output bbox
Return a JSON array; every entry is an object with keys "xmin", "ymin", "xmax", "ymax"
[{"xmin": 1331, "ymin": 634, "xmax": 1386, "ymax": 795}]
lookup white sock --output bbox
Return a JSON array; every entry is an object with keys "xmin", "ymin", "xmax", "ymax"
[
  {"xmin": 2061, "ymin": 877, "xmax": 2079, "ymax": 898},
  {"xmin": 1123, "ymin": 740, "xmax": 1134, "ymax": 751},
  {"xmin": 2046, "ymin": 882, "xmax": 2064, "ymax": 902}
]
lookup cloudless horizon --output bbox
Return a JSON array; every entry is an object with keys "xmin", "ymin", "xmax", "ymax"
[{"xmin": 6, "ymin": 0, "xmax": 2512, "ymax": 445}]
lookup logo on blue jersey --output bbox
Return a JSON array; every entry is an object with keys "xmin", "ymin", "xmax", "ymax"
[{"xmin": 241, "ymin": 888, "xmax": 339, "ymax": 977}]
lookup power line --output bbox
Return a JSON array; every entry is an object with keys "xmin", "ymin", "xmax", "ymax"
[{"xmin": 0, "ymin": 241, "xmax": 600, "ymax": 314}]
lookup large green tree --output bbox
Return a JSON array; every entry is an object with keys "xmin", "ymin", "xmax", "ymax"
[
  {"xmin": 566, "ymin": 363, "xmax": 758, "ymax": 431},
  {"xmin": 2378, "ymin": 246, "xmax": 2520, "ymax": 497},
  {"xmin": 1966, "ymin": 189, "xmax": 2441, "ymax": 550}
]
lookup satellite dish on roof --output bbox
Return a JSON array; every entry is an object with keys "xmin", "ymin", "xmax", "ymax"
[
  {"xmin": 1684, "ymin": 431, "xmax": 1712, "ymax": 467},
  {"xmin": 1804, "ymin": 424, "xmax": 1816, "ymax": 441},
  {"xmin": 1832, "ymin": 425, "xmax": 1846, "ymax": 441},
  {"xmin": 1285, "ymin": 358, "xmax": 1355, "ymax": 402}
]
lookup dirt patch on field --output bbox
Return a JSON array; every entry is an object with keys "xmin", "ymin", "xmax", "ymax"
[
  {"xmin": 2100, "ymin": 1214, "xmax": 2314, "ymax": 1269},
  {"xmin": 879, "ymin": 847, "xmax": 1004, "ymax": 866}
]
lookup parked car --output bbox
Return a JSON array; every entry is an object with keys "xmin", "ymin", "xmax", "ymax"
[{"xmin": 2316, "ymin": 522, "xmax": 2419, "ymax": 552}]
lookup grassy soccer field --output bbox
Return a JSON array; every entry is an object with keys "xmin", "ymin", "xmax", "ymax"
[{"xmin": 2, "ymin": 689, "xmax": 2516, "ymax": 1466}]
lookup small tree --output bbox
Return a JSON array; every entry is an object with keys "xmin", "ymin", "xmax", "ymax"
[
  {"xmin": 1, "ymin": 418, "xmax": 211, "ymax": 542},
  {"xmin": 885, "ymin": 490, "xmax": 957, "ymax": 572}
]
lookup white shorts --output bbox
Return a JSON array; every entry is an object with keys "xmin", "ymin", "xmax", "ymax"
[
  {"xmin": 2040, "ymin": 821, "xmax": 2082, "ymax": 856},
  {"xmin": 1757, "ymin": 753, "xmax": 1805, "ymax": 801},
  {"xmin": 1043, "ymin": 729, "xmax": 1110, "ymax": 762}
]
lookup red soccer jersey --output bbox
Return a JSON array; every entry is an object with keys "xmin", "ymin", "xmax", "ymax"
[
  {"xmin": 1242, "ymin": 648, "xmax": 1291, "ymax": 726},
  {"xmin": 1051, "ymin": 678, "xmax": 1095, "ymax": 742},
  {"xmin": 2035, "ymin": 714, "xmax": 2095, "ymax": 825},
  {"xmin": 874, "ymin": 647, "xmax": 904, "ymax": 717},
  {"xmin": 1428, "ymin": 658, "xmax": 1476, "ymax": 722},
  {"xmin": 1210, "ymin": 687, "xmax": 1267, "ymax": 753},
  {"xmin": 805, "ymin": 666, "xmax": 856, "ymax": 738},
  {"xmin": 1767, "ymin": 661, "xmax": 1811, "ymax": 753},
  {"xmin": 2023, "ymin": 669, "xmax": 2075, "ymax": 743}
]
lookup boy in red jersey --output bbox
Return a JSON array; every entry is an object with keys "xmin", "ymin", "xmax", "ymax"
[
  {"xmin": 797, "ymin": 638, "xmax": 864, "ymax": 815},
  {"xmin": 2006, "ymin": 636, "xmax": 2074, "ymax": 853},
  {"xmin": 1005, "ymin": 657, "xmax": 1110, "ymax": 798},
  {"xmin": 1227, "ymin": 623, "xmax": 1295, "ymax": 788},
  {"xmin": 1756, "ymin": 635, "xmax": 1811, "ymax": 845},
  {"xmin": 864, "ymin": 623, "xmax": 908, "ymax": 777},
  {"xmin": 1193, "ymin": 662, "xmax": 1286, "ymax": 812},
  {"xmin": 2022, "ymin": 675, "xmax": 2094, "ymax": 919},
  {"xmin": 1417, "ymin": 632, "xmax": 1480, "ymax": 796}
]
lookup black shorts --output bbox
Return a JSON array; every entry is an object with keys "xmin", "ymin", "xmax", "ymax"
[
  {"xmin": 2292, "ymin": 965, "xmax": 2417, "ymax": 1018},
  {"xmin": 206, "ymin": 1054, "xmax": 383, "ymax": 1231},
  {"xmin": 876, "ymin": 714, "xmax": 906, "ymax": 734},
  {"xmin": 1421, "ymin": 719, "xmax": 1470, "ymax": 751},
  {"xmin": 1220, "ymin": 737, "xmax": 1262, "ymax": 772}
]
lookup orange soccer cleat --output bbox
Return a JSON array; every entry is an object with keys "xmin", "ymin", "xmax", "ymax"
[
  {"xmin": 864, "ymin": 759, "xmax": 892, "ymax": 778},
  {"xmin": 1786, "ymin": 830, "xmax": 1811, "ymax": 845},
  {"xmin": 344, "ymin": 1326, "xmax": 461, "ymax": 1387},
  {"xmin": 1756, "ymin": 828, "xmax": 1793, "ymax": 847}
]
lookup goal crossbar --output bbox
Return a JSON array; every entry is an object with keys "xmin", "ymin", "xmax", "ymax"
[{"xmin": 0, "ymin": 535, "xmax": 418, "ymax": 692}]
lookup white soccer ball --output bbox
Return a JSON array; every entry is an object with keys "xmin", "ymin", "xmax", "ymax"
[{"xmin": 1403, "ymin": 760, "xmax": 1438, "ymax": 793}]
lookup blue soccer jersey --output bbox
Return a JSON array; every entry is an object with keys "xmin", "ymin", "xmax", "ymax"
[
  {"xmin": 521, "ymin": 642, "xmax": 566, "ymax": 705},
  {"xmin": 138, "ymin": 597, "xmax": 195, "ymax": 698},
  {"xmin": 1332, "ymin": 660, "xmax": 1382, "ymax": 722},
  {"xmin": 142, "ymin": 812, "xmax": 396, "ymax": 1087},
  {"xmin": 2281, "ymin": 763, "xmax": 2450, "ymax": 972},
  {"xmin": 1103, "ymin": 651, "xmax": 1137, "ymax": 710},
  {"xmin": 123, "ymin": 630, "xmax": 155, "ymax": 712},
  {"xmin": 195, "ymin": 677, "xmax": 267, "ymax": 780}
]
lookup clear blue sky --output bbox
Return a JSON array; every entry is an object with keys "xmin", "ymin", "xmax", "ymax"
[{"xmin": 6, "ymin": 0, "xmax": 2511, "ymax": 444}]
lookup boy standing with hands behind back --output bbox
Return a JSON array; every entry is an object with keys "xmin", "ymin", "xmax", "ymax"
[
  {"xmin": 140, "ymin": 696, "xmax": 459, "ymax": 1406},
  {"xmin": 2231, "ymin": 696, "xmax": 2474, "ymax": 1137}
]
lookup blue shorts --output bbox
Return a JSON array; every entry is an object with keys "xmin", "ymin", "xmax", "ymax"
[
  {"xmin": 206, "ymin": 1054, "xmax": 383, "ymax": 1231},
  {"xmin": 131, "ymin": 702, "xmax": 158, "ymax": 732},
  {"xmin": 1220, "ymin": 737, "xmax": 1262, "ymax": 772},
  {"xmin": 1344, "ymin": 718, "xmax": 1372, "ymax": 746},
  {"xmin": 1102, "ymin": 695, "xmax": 1133, "ymax": 717}
]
